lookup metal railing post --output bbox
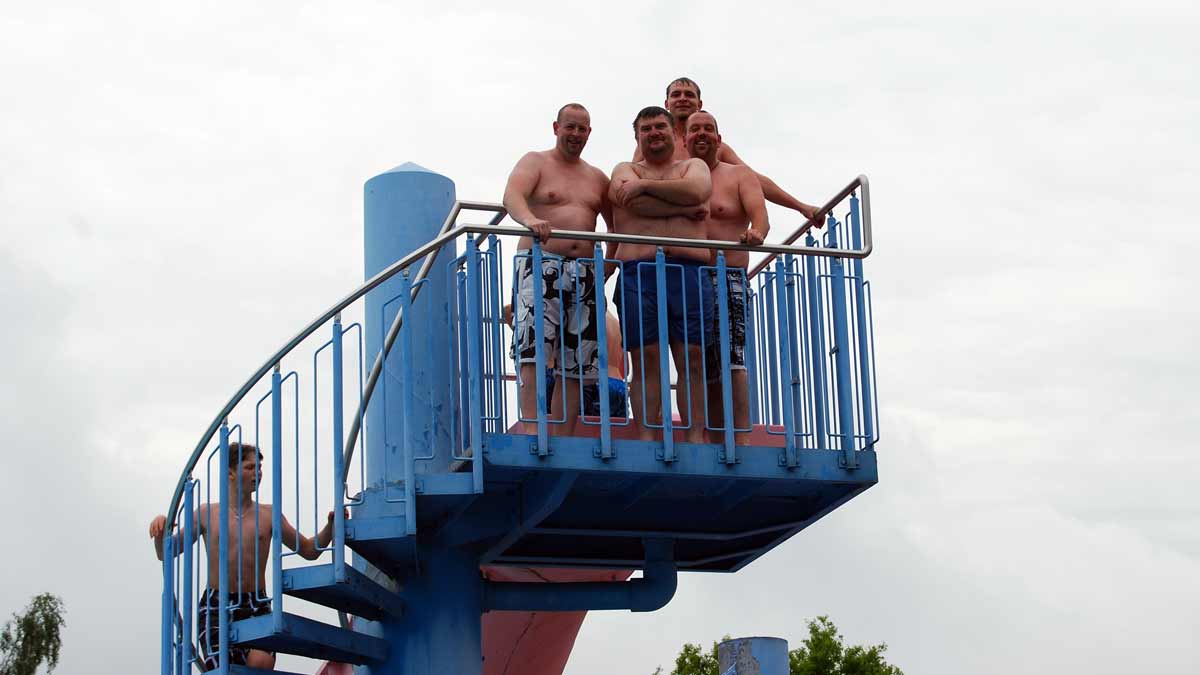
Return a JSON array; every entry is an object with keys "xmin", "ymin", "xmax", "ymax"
[
  {"xmin": 161, "ymin": 532, "xmax": 174, "ymax": 675},
  {"xmin": 531, "ymin": 243, "xmax": 550, "ymax": 456},
  {"xmin": 331, "ymin": 316, "xmax": 347, "ymax": 579},
  {"xmin": 804, "ymin": 237, "xmax": 828, "ymax": 448},
  {"xmin": 398, "ymin": 273, "xmax": 419, "ymax": 531},
  {"xmin": 716, "ymin": 253, "xmax": 736, "ymax": 464},
  {"xmin": 849, "ymin": 193, "xmax": 874, "ymax": 449},
  {"xmin": 270, "ymin": 366, "xmax": 284, "ymax": 631},
  {"xmin": 487, "ymin": 236, "xmax": 507, "ymax": 434},
  {"xmin": 826, "ymin": 219, "xmax": 859, "ymax": 470},
  {"xmin": 654, "ymin": 250, "xmax": 675, "ymax": 462},
  {"xmin": 745, "ymin": 285, "xmax": 761, "ymax": 426},
  {"xmin": 181, "ymin": 481, "xmax": 194, "ymax": 672},
  {"xmin": 465, "ymin": 239, "xmax": 487, "ymax": 491},
  {"xmin": 593, "ymin": 244, "xmax": 613, "ymax": 460},
  {"xmin": 217, "ymin": 423, "xmax": 230, "ymax": 671},
  {"xmin": 772, "ymin": 259, "xmax": 798, "ymax": 468},
  {"xmin": 762, "ymin": 275, "xmax": 780, "ymax": 424}
]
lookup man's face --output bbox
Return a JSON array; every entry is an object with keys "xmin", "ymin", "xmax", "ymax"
[
  {"xmin": 230, "ymin": 456, "xmax": 261, "ymax": 492},
  {"xmin": 685, "ymin": 112, "xmax": 721, "ymax": 163},
  {"xmin": 635, "ymin": 114, "xmax": 674, "ymax": 158},
  {"xmin": 665, "ymin": 82, "xmax": 701, "ymax": 122},
  {"xmin": 553, "ymin": 108, "xmax": 591, "ymax": 157}
]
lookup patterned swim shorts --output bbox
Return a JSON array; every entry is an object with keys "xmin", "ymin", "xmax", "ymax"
[
  {"xmin": 511, "ymin": 254, "xmax": 601, "ymax": 381},
  {"xmin": 197, "ymin": 588, "xmax": 273, "ymax": 670},
  {"xmin": 705, "ymin": 268, "xmax": 749, "ymax": 381}
]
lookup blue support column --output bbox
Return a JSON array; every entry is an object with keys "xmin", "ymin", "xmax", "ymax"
[
  {"xmin": 270, "ymin": 365, "xmax": 284, "ymax": 631},
  {"xmin": 718, "ymin": 637, "xmax": 789, "ymax": 675},
  {"xmin": 331, "ymin": 317, "xmax": 346, "ymax": 580},
  {"xmin": 849, "ymin": 193, "xmax": 875, "ymax": 449},
  {"xmin": 715, "ymin": 253, "xmax": 736, "ymax": 464},
  {"xmin": 593, "ymin": 244, "xmax": 613, "ymax": 459},
  {"xmin": 654, "ymin": 250, "xmax": 676, "ymax": 462},
  {"xmin": 217, "ymin": 423, "xmax": 230, "ymax": 671}
]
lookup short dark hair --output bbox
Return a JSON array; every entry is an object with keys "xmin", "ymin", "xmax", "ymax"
[
  {"xmin": 666, "ymin": 77, "xmax": 701, "ymax": 98},
  {"xmin": 687, "ymin": 109, "xmax": 718, "ymax": 133},
  {"xmin": 227, "ymin": 442, "xmax": 262, "ymax": 471},
  {"xmin": 556, "ymin": 103, "xmax": 589, "ymax": 123},
  {"xmin": 632, "ymin": 106, "xmax": 672, "ymax": 133}
]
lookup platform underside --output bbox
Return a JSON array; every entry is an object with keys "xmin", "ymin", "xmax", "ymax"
[{"xmin": 351, "ymin": 432, "xmax": 877, "ymax": 576}]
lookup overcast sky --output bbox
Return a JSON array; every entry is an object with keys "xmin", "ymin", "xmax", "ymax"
[{"xmin": 1, "ymin": 1, "xmax": 1197, "ymax": 674}]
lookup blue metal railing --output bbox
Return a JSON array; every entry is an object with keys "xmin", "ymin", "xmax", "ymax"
[{"xmin": 158, "ymin": 177, "xmax": 875, "ymax": 674}]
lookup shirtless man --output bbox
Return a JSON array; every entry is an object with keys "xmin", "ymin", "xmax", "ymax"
[
  {"xmin": 149, "ymin": 443, "xmax": 337, "ymax": 671},
  {"xmin": 502, "ymin": 103, "xmax": 612, "ymax": 436},
  {"xmin": 634, "ymin": 77, "xmax": 823, "ymax": 223},
  {"xmin": 609, "ymin": 106, "xmax": 713, "ymax": 443},
  {"xmin": 685, "ymin": 111, "xmax": 769, "ymax": 445}
]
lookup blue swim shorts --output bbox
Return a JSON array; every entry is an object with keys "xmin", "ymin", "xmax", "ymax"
[{"xmin": 616, "ymin": 258, "xmax": 713, "ymax": 349}]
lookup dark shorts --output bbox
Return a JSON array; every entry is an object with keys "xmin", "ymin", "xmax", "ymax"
[
  {"xmin": 705, "ymin": 268, "xmax": 749, "ymax": 381},
  {"xmin": 198, "ymin": 588, "xmax": 273, "ymax": 670},
  {"xmin": 512, "ymin": 254, "xmax": 601, "ymax": 381},
  {"xmin": 616, "ymin": 258, "xmax": 713, "ymax": 349},
  {"xmin": 583, "ymin": 376, "xmax": 630, "ymax": 418}
]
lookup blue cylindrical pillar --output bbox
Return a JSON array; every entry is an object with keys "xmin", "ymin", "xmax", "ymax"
[
  {"xmin": 718, "ymin": 637, "xmax": 789, "ymax": 675},
  {"xmin": 363, "ymin": 162, "xmax": 456, "ymax": 487}
]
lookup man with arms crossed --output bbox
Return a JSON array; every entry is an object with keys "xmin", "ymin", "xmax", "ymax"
[
  {"xmin": 685, "ymin": 110, "xmax": 769, "ymax": 445},
  {"xmin": 636, "ymin": 77, "xmax": 823, "ymax": 223},
  {"xmin": 502, "ymin": 103, "xmax": 611, "ymax": 436},
  {"xmin": 149, "ymin": 443, "xmax": 339, "ymax": 671},
  {"xmin": 609, "ymin": 106, "xmax": 713, "ymax": 443}
]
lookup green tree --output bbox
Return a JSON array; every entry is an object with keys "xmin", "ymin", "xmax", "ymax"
[
  {"xmin": 657, "ymin": 616, "xmax": 902, "ymax": 675},
  {"xmin": 0, "ymin": 593, "xmax": 66, "ymax": 675}
]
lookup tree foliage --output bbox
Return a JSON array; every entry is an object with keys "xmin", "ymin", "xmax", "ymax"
[
  {"xmin": 657, "ymin": 616, "xmax": 902, "ymax": 675},
  {"xmin": 0, "ymin": 593, "xmax": 66, "ymax": 675}
]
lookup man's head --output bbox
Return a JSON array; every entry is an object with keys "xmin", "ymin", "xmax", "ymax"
[
  {"xmin": 553, "ymin": 103, "xmax": 591, "ymax": 158},
  {"xmin": 665, "ymin": 77, "xmax": 702, "ymax": 123},
  {"xmin": 684, "ymin": 110, "xmax": 721, "ymax": 164},
  {"xmin": 227, "ymin": 441, "xmax": 262, "ymax": 492},
  {"xmin": 632, "ymin": 105, "xmax": 674, "ymax": 159}
]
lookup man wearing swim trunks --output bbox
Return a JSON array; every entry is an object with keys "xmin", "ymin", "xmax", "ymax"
[
  {"xmin": 502, "ymin": 103, "xmax": 612, "ymax": 436},
  {"xmin": 149, "ymin": 442, "xmax": 339, "ymax": 671},
  {"xmin": 581, "ymin": 310, "xmax": 630, "ymax": 418},
  {"xmin": 685, "ymin": 111, "xmax": 770, "ymax": 445},
  {"xmin": 634, "ymin": 77, "xmax": 823, "ymax": 224},
  {"xmin": 610, "ymin": 106, "xmax": 713, "ymax": 443}
]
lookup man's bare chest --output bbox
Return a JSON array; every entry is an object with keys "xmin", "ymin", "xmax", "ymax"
[{"xmin": 531, "ymin": 175, "xmax": 601, "ymax": 209}]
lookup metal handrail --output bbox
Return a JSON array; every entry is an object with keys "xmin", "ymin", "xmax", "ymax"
[
  {"xmin": 164, "ymin": 177, "xmax": 873, "ymax": 530},
  {"xmin": 748, "ymin": 174, "xmax": 871, "ymax": 278}
]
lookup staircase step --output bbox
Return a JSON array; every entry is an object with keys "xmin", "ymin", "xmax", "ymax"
[
  {"xmin": 229, "ymin": 612, "xmax": 387, "ymax": 664},
  {"xmin": 345, "ymin": 516, "xmax": 417, "ymax": 576},
  {"xmin": 283, "ymin": 563, "xmax": 404, "ymax": 620}
]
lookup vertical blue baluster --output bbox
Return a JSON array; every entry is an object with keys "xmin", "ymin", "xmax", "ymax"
[
  {"xmin": 745, "ymin": 283, "xmax": 760, "ymax": 426},
  {"xmin": 399, "ymin": 273, "xmax": 419, "ymax": 529},
  {"xmin": 804, "ymin": 238, "xmax": 828, "ymax": 447},
  {"xmin": 593, "ymin": 244, "xmax": 613, "ymax": 459},
  {"xmin": 716, "ymin": 253, "xmax": 736, "ymax": 464},
  {"xmin": 827, "ymin": 220, "xmax": 859, "ymax": 470},
  {"xmin": 654, "ymin": 250, "xmax": 675, "ymax": 462},
  {"xmin": 217, "ymin": 423, "xmax": 230, "ymax": 670},
  {"xmin": 465, "ymin": 240, "xmax": 486, "ymax": 491},
  {"xmin": 331, "ymin": 316, "xmax": 346, "ymax": 580},
  {"xmin": 762, "ymin": 274, "xmax": 780, "ymax": 424},
  {"xmin": 181, "ymin": 481, "xmax": 194, "ymax": 672},
  {"xmin": 270, "ymin": 367, "xmax": 283, "ymax": 631},
  {"xmin": 531, "ymin": 243, "xmax": 549, "ymax": 456},
  {"xmin": 772, "ymin": 260, "xmax": 798, "ymax": 467},
  {"xmin": 783, "ymin": 257, "xmax": 804, "ymax": 448},
  {"xmin": 161, "ymin": 532, "xmax": 174, "ymax": 675},
  {"xmin": 456, "ymin": 269, "xmax": 469, "ymax": 454},
  {"xmin": 487, "ymin": 236, "xmax": 506, "ymax": 433},
  {"xmin": 849, "ymin": 193, "xmax": 874, "ymax": 449}
]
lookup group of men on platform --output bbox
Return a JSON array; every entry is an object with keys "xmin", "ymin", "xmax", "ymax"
[{"xmin": 504, "ymin": 76, "xmax": 821, "ymax": 445}]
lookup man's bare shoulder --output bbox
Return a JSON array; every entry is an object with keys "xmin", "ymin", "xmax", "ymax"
[
  {"xmin": 679, "ymin": 157, "xmax": 710, "ymax": 175},
  {"xmin": 517, "ymin": 150, "xmax": 553, "ymax": 167},
  {"xmin": 611, "ymin": 161, "xmax": 640, "ymax": 177}
]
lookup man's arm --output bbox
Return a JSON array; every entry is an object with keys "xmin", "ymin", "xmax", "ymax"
[
  {"xmin": 279, "ymin": 511, "xmax": 338, "ymax": 561},
  {"xmin": 148, "ymin": 508, "xmax": 203, "ymax": 561},
  {"xmin": 502, "ymin": 152, "xmax": 551, "ymax": 242},
  {"xmin": 736, "ymin": 166, "xmax": 771, "ymax": 246},
  {"xmin": 718, "ymin": 143, "xmax": 821, "ymax": 220},
  {"xmin": 614, "ymin": 159, "xmax": 712, "ymax": 206},
  {"xmin": 625, "ymin": 195, "xmax": 707, "ymax": 220}
]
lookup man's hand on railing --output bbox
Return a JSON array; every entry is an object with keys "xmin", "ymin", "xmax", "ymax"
[
  {"xmin": 317, "ymin": 508, "xmax": 350, "ymax": 550},
  {"xmin": 149, "ymin": 514, "xmax": 170, "ymax": 561},
  {"xmin": 524, "ymin": 217, "xmax": 552, "ymax": 243},
  {"xmin": 740, "ymin": 228, "xmax": 767, "ymax": 246}
]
